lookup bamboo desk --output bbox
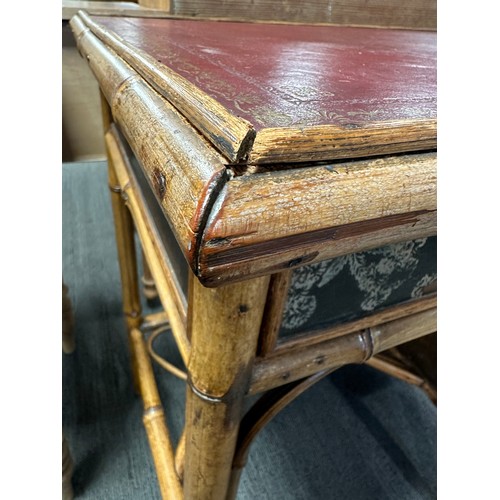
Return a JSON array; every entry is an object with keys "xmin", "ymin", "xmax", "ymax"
[{"xmin": 70, "ymin": 11, "xmax": 437, "ymax": 499}]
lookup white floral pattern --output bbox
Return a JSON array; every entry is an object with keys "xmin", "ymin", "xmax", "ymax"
[
  {"xmin": 411, "ymin": 273, "xmax": 438, "ymax": 298},
  {"xmin": 282, "ymin": 238, "xmax": 436, "ymax": 331}
]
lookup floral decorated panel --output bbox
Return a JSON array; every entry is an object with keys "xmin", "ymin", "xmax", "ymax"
[{"xmin": 280, "ymin": 237, "xmax": 436, "ymax": 338}]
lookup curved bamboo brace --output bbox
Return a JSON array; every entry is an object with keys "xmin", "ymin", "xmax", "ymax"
[
  {"xmin": 147, "ymin": 326, "xmax": 188, "ymax": 382},
  {"xmin": 227, "ymin": 367, "xmax": 339, "ymax": 499},
  {"xmin": 141, "ymin": 311, "xmax": 171, "ymax": 333},
  {"xmin": 367, "ymin": 356, "xmax": 437, "ymax": 403}
]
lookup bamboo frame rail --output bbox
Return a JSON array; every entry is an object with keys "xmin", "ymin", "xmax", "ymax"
[
  {"xmin": 105, "ymin": 125, "xmax": 191, "ymax": 364},
  {"xmin": 141, "ymin": 311, "xmax": 170, "ymax": 332},
  {"xmin": 104, "ymin": 110, "xmax": 143, "ymax": 392},
  {"xmin": 175, "ymin": 430, "xmax": 186, "ymax": 483},
  {"xmin": 106, "ymin": 138, "xmax": 142, "ymax": 333},
  {"xmin": 199, "ymin": 154, "xmax": 436, "ymax": 285},
  {"xmin": 249, "ymin": 307, "xmax": 436, "ymax": 394},
  {"xmin": 142, "ymin": 253, "xmax": 160, "ymax": 304},
  {"xmin": 106, "ymin": 125, "xmax": 188, "ymax": 317},
  {"xmin": 71, "ymin": 13, "xmax": 228, "ymax": 269}
]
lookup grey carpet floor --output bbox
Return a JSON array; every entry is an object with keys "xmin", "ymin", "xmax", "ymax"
[{"xmin": 62, "ymin": 161, "xmax": 437, "ymax": 499}]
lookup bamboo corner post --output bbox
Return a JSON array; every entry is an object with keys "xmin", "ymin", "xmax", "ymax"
[{"xmin": 183, "ymin": 276, "xmax": 270, "ymax": 499}]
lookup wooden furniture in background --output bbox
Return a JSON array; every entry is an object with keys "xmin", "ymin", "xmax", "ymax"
[
  {"xmin": 63, "ymin": 0, "xmax": 435, "ymax": 28},
  {"xmin": 167, "ymin": 0, "xmax": 436, "ymax": 29},
  {"xmin": 62, "ymin": 281, "xmax": 75, "ymax": 500},
  {"xmin": 70, "ymin": 11, "xmax": 436, "ymax": 499},
  {"xmin": 62, "ymin": 21, "xmax": 106, "ymax": 162},
  {"xmin": 63, "ymin": 1, "xmax": 171, "ymax": 20},
  {"xmin": 138, "ymin": 0, "xmax": 170, "ymax": 10}
]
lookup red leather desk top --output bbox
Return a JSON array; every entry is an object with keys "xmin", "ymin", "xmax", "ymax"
[{"xmin": 94, "ymin": 16, "xmax": 436, "ymax": 131}]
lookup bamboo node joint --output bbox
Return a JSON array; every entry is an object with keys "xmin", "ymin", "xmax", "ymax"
[
  {"xmin": 362, "ymin": 328, "xmax": 375, "ymax": 361},
  {"xmin": 125, "ymin": 310, "xmax": 140, "ymax": 319},
  {"xmin": 143, "ymin": 405, "xmax": 164, "ymax": 418},
  {"xmin": 189, "ymin": 380, "xmax": 225, "ymax": 404}
]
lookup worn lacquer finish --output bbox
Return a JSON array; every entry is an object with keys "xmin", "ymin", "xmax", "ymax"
[
  {"xmin": 79, "ymin": 11, "xmax": 256, "ymax": 163},
  {"xmin": 71, "ymin": 14, "xmax": 229, "ymax": 268},
  {"xmin": 90, "ymin": 15, "xmax": 436, "ymax": 163},
  {"xmin": 71, "ymin": 11, "xmax": 437, "ymax": 286},
  {"xmin": 198, "ymin": 153, "xmax": 436, "ymax": 285}
]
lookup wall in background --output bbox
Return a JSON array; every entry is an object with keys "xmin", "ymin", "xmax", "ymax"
[{"xmin": 62, "ymin": 21, "xmax": 105, "ymax": 162}]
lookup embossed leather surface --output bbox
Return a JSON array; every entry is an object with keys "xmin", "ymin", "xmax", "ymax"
[
  {"xmin": 281, "ymin": 237, "xmax": 436, "ymax": 337},
  {"xmin": 94, "ymin": 16, "xmax": 436, "ymax": 130}
]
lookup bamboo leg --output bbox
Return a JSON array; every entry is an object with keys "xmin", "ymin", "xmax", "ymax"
[
  {"xmin": 183, "ymin": 276, "xmax": 270, "ymax": 500},
  {"xmin": 102, "ymin": 95, "xmax": 143, "ymax": 389},
  {"xmin": 175, "ymin": 429, "xmax": 186, "ymax": 482},
  {"xmin": 142, "ymin": 252, "xmax": 160, "ymax": 305},
  {"xmin": 130, "ymin": 328, "xmax": 183, "ymax": 499}
]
